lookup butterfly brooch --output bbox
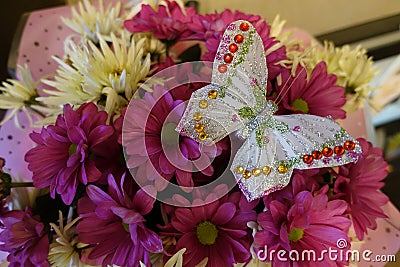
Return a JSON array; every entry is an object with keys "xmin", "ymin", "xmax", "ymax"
[{"xmin": 176, "ymin": 20, "xmax": 362, "ymax": 201}]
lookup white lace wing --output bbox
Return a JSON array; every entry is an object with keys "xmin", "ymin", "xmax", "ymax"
[
  {"xmin": 231, "ymin": 114, "xmax": 362, "ymax": 201},
  {"xmin": 176, "ymin": 20, "xmax": 268, "ymax": 144}
]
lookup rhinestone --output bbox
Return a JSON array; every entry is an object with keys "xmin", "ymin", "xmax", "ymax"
[
  {"xmin": 240, "ymin": 22, "xmax": 250, "ymax": 31},
  {"xmin": 194, "ymin": 123, "xmax": 204, "ymax": 132},
  {"xmin": 199, "ymin": 100, "xmax": 208, "ymax": 109},
  {"xmin": 344, "ymin": 140, "xmax": 356, "ymax": 150},
  {"xmin": 234, "ymin": 166, "xmax": 244, "ymax": 174},
  {"xmin": 218, "ymin": 64, "xmax": 227, "ymax": 73},
  {"xmin": 322, "ymin": 147, "xmax": 333, "ymax": 157},
  {"xmin": 224, "ymin": 53, "xmax": 234, "ymax": 63},
  {"xmin": 277, "ymin": 164, "xmax": 288, "ymax": 174},
  {"xmin": 229, "ymin": 43, "xmax": 238, "ymax": 53},
  {"xmin": 302, "ymin": 154, "xmax": 314, "ymax": 164},
  {"xmin": 193, "ymin": 112, "xmax": 202, "ymax": 121},
  {"xmin": 198, "ymin": 132, "xmax": 208, "ymax": 141},
  {"xmin": 262, "ymin": 166, "xmax": 271, "ymax": 175},
  {"xmin": 243, "ymin": 170, "xmax": 251, "ymax": 179},
  {"xmin": 312, "ymin": 150, "xmax": 322, "ymax": 160},
  {"xmin": 208, "ymin": 90, "xmax": 218, "ymax": 99},
  {"xmin": 234, "ymin": 34, "xmax": 244, "ymax": 43},
  {"xmin": 252, "ymin": 168, "xmax": 261, "ymax": 177},
  {"xmin": 334, "ymin": 146, "xmax": 345, "ymax": 156}
]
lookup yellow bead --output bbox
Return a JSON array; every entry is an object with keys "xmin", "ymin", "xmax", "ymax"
[
  {"xmin": 234, "ymin": 166, "xmax": 244, "ymax": 174},
  {"xmin": 208, "ymin": 90, "xmax": 218, "ymax": 99},
  {"xmin": 277, "ymin": 164, "xmax": 288, "ymax": 174},
  {"xmin": 194, "ymin": 123, "xmax": 204, "ymax": 133},
  {"xmin": 198, "ymin": 132, "xmax": 208, "ymax": 141},
  {"xmin": 242, "ymin": 170, "xmax": 251, "ymax": 179},
  {"xmin": 262, "ymin": 166, "xmax": 271, "ymax": 175},
  {"xmin": 252, "ymin": 168, "xmax": 261, "ymax": 177},
  {"xmin": 193, "ymin": 112, "xmax": 202, "ymax": 121},
  {"xmin": 199, "ymin": 100, "xmax": 208, "ymax": 109}
]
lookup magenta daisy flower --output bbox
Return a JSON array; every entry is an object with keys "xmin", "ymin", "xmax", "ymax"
[
  {"xmin": 77, "ymin": 173, "xmax": 162, "ymax": 267},
  {"xmin": 277, "ymin": 62, "xmax": 346, "ymax": 119},
  {"xmin": 123, "ymin": 85, "xmax": 225, "ymax": 191},
  {"xmin": 160, "ymin": 192, "xmax": 257, "ymax": 266},
  {"xmin": 25, "ymin": 103, "xmax": 119, "ymax": 205},
  {"xmin": 189, "ymin": 10, "xmax": 286, "ymax": 81},
  {"xmin": 0, "ymin": 207, "xmax": 49, "ymax": 267},
  {"xmin": 255, "ymin": 191, "xmax": 351, "ymax": 266},
  {"xmin": 124, "ymin": 1, "xmax": 197, "ymax": 41},
  {"xmin": 333, "ymin": 138, "xmax": 389, "ymax": 240}
]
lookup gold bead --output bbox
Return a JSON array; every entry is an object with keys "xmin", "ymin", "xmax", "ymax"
[
  {"xmin": 194, "ymin": 123, "xmax": 204, "ymax": 133},
  {"xmin": 198, "ymin": 132, "xmax": 208, "ymax": 141},
  {"xmin": 242, "ymin": 170, "xmax": 251, "ymax": 179},
  {"xmin": 234, "ymin": 166, "xmax": 244, "ymax": 174},
  {"xmin": 199, "ymin": 100, "xmax": 208, "ymax": 109},
  {"xmin": 193, "ymin": 112, "xmax": 202, "ymax": 121},
  {"xmin": 208, "ymin": 90, "xmax": 218, "ymax": 99},
  {"xmin": 262, "ymin": 166, "xmax": 271, "ymax": 175},
  {"xmin": 252, "ymin": 168, "xmax": 261, "ymax": 177},
  {"xmin": 277, "ymin": 164, "xmax": 288, "ymax": 174}
]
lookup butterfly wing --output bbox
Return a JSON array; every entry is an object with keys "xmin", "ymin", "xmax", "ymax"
[
  {"xmin": 231, "ymin": 114, "xmax": 362, "ymax": 201},
  {"xmin": 176, "ymin": 20, "xmax": 268, "ymax": 144}
]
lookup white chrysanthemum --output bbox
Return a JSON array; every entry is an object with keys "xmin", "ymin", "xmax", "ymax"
[
  {"xmin": 48, "ymin": 211, "xmax": 90, "ymax": 267},
  {"xmin": 62, "ymin": 0, "xmax": 123, "ymax": 43},
  {"xmin": 40, "ymin": 33, "xmax": 152, "ymax": 116},
  {"xmin": 0, "ymin": 65, "xmax": 46, "ymax": 126}
]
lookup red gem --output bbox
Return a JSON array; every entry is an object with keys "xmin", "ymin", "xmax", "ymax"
[
  {"xmin": 229, "ymin": 43, "xmax": 238, "ymax": 53},
  {"xmin": 224, "ymin": 53, "xmax": 234, "ymax": 63},
  {"xmin": 218, "ymin": 64, "xmax": 227, "ymax": 73},
  {"xmin": 234, "ymin": 34, "xmax": 244, "ymax": 43},
  {"xmin": 322, "ymin": 147, "xmax": 333, "ymax": 157},
  {"xmin": 312, "ymin": 150, "xmax": 322, "ymax": 160},
  {"xmin": 334, "ymin": 146, "xmax": 345, "ymax": 156},
  {"xmin": 240, "ymin": 22, "xmax": 250, "ymax": 31},
  {"xmin": 302, "ymin": 154, "xmax": 314, "ymax": 164},
  {"xmin": 344, "ymin": 140, "xmax": 356, "ymax": 150}
]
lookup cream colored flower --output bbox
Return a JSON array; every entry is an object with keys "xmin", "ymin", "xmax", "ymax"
[
  {"xmin": 40, "ymin": 33, "xmax": 152, "ymax": 116},
  {"xmin": 48, "ymin": 211, "xmax": 90, "ymax": 267},
  {"xmin": 62, "ymin": 0, "xmax": 123, "ymax": 43},
  {"xmin": 306, "ymin": 42, "xmax": 378, "ymax": 113},
  {"xmin": 0, "ymin": 65, "xmax": 45, "ymax": 126}
]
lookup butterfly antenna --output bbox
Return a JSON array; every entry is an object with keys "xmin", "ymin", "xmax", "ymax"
[{"xmin": 274, "ymin": 67, "xmax": 307, "ymax": 106}]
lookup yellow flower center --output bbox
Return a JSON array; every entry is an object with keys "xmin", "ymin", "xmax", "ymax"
[
  {"xmin": 291, "ymin": 98, "xmax": 309, "ymax": 113},
  {"xmin": 68, "ymin": 144, "xmax": 77, "ymax": 156},
  {"xmin": 196, "ymin": 221, "xmax": 218, "ymax": 245},
  {"xmin": 288, "ymin": 227, "xmax": 304, "ymax": 242},
  {"xmin": 161, "ymin": 122, "xmax": 180, "ymax": 146}
]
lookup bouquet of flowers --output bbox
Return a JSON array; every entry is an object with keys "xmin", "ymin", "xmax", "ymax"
[{"xmin": 0, "ymin": 0, "xmax": 391, "ymax": 266}]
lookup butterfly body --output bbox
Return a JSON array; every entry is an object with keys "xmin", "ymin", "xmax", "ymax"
[{"xmin": 176, "ymin": 20, "xmax": 361, "ymax": 201}]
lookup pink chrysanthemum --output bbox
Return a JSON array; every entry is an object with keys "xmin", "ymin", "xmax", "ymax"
[
  {"xmin": 0, "ymin": 207, "xmax": 49, "ymax": 267},
  {"xmin": 189, "ymin": 10, "xmax": 286, "ymax": 81},
  {"xmin": 255, "ymin": 191, "xmax": 351, "ymax": 267},
  {"xmin": 124, "ymin": 1, "xmax": 197, "ymax": 41},
  {"xmin": 123, "ymin": 85, "xmax": 225, "ymax": 191},
  {"xmin": 333, "ymin": 138, "xmax": 389, "ymax": 240},
  {"xmin": 25, "ymin": 103, "xmax": 119, "ymax": 205},
  {"xmin": 160, "ymin": 192, "xmax": 257, "ymax": 266},
  {"xmin": 77, "ymin": 173, "xmax": 162, "ymax": 267},
  {"xmin": 277, "ymin": 62, "xmax": 346, "ymax": 119}
]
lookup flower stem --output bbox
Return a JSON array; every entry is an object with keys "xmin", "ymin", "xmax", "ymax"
[{"xmin": 10, "ymin": 182, "xmax": 34, "ymax": 188}]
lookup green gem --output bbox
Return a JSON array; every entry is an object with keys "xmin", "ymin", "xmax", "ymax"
[
  {"xmin": 196, "ymin": 221, "xmax": 218, "ymax": 245},
  {"xmin": 238, "ymin": 106, "xmax": 255, "ymax": 119},
  {"xmin": 288, "ymin": 227, "xmax": 304, "ymax": 242}
]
